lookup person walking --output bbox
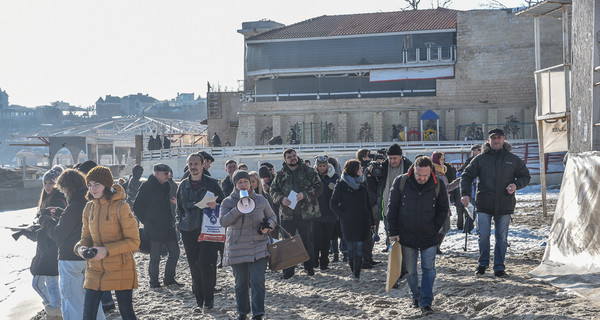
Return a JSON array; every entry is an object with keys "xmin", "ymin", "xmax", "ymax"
[
  {"xmin": 330, "ymin": 159, "xmax": 373, "ymax": 280},
  {"xmin": 133, "ymin": 163, "xmax": 181, "ymax": 288},
  {"xmin": 176, "ymin": 153, "xmax": 225, "ymax": 311},
  {"xmin": 312, "ymin": 155, "xmax": 339, "ymax": 270},
  {"xmin": 269, "ymin": 148, "xmax": 323, "ymax": 279},
  {"xmin": 75, "ymin": 166, "xmax": 140, "ymax": 320},
  {"xmin": 220, "ymin": 170, "xmax": 277, "ymax": 320},
  {"xmin": 41, "ymin": 169, "xmax": 105, "ymax": 320},
  {"xmin": 457, "ymin": 144, "xmax": 482, "ymax": 233},
  {"xmin": 387, "ymin": 156, "xmax": 449, "ymax": 315},
  {"xmin": 460, "ymin": 128, "xmax": 531, "ymax": 278}
]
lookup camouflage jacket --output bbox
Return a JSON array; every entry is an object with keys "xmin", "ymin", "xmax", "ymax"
[{"xmin": 270, "ymin": 160, "xmax": 323, "ymax": 221}]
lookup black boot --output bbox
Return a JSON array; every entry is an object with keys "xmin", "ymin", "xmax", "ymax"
[
  {"xmin": 332, "ymin": 253, "xmax": 339, "ymax": 263},
  {"xmin": 437, "ymin": 234, "xmax": 445, "ymax": 254},
  {"xmin": 354, "ymin": 259, "xmax": 362, "ymax": 279},
  {"xmin": 348, "ymin": 258, "xmax": 354, "ymax": 272}
]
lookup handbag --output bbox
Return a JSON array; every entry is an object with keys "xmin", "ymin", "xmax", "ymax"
[{"xmin": 267, "ymin": 225, "xmax": 310, "ymax": 271}]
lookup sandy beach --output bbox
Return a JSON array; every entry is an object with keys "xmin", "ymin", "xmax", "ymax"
[{"xmin": 28, "ymin": 187, "xmax": 600, "ymax": 319}]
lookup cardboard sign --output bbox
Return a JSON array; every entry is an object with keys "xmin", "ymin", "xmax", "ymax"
[
  {"xmin": 198, "ymin": 205, "xmax": 226, "ymax": 242},
  {"xmin": 386, "ymin": 241, "xmax": 403, "ymax": 292}
]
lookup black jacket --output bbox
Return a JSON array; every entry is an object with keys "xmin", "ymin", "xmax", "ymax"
[
  {"xmin": 176, "ymin": 174, "xmax": 225, "ymax": 232},
  {"xmin": 330, "ymin": 179, "xmax": 373, "ymax": 242},
  {"xmin": 134, "ymin": 174, "xmax": 177, "ymax": 242},
  {"xmin": 366, "ymin": 156, "xmax": 412, "ymax": 217},
  {"xmin": 221, "ymin": 176, "xmax": 234, "ymax": 197},
  {"xmin": 387, "ymin": 168, "xmax": 449, "ymax": 250},
  {"xmin": 43, "ymin": 188, "xmax": 87, "ymax": 261},
  {"xmin": 27, "ymin": 191, "xmax": 66, "ymax": 276},
  {"xmin": 460, "ymin": 142, "xmax": 531, "ymax": 215},
  {"xmin": 315, "ymin": 165, "xmax": 339, "ymax": 224}
]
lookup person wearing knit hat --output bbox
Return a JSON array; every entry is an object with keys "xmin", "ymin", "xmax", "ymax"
[
  {"xmin": 76, "ymin": 164, "xmax": 140, "ymax": 319},
  {"xmin": 78, "ymin": 160, "xmax": 97, "ymax": 175},
  {"xmin": 387, "ymin": 143, "xmax": 403, "ymax": 156},
  {"xmin": 232, "ymin": 170, "xmax": 251, "ymax": 186},
  {"xmin": 29, "ymin": 165, "xmax": 66, "ymax": 317}
]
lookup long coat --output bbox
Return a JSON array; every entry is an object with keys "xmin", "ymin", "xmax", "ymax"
[
  {"xmin": 28, "ymin": 190, "xmax": 66, "ymax": 276},
  {"xmin": 315, "ymin": 164, "xmax": 339, "ymax": 224},
  {"xmin": 219, "ymin": 189, "xmax": 276, "ymax": 267},
  {"xmin": 329, "ymin": 179, "xmax": 373, "ymax": 242},
  {"xmin": 133, "ymin": 174, "xmax": 177, "ymax": 242},
  {"xmin": 43, "ymin": 187, "xmax": 87, "ymax": 261},
  {"xmin": 75, "ymin": 184, "xmax": 140, "ymax": 291}
]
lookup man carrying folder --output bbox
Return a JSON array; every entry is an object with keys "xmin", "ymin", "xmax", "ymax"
[{"xmin": 387, "ymin": 156, "xmax": 449, "ymax": 315}]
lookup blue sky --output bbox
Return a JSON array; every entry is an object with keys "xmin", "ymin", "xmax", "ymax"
[{"xmin": 0, "ymin": 0, "xmax": 524, "ymax": 107}]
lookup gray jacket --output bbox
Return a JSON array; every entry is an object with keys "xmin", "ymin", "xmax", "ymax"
[{"xmin": 220, "ymin": 189, "xmax": 276, "ymax": 267}]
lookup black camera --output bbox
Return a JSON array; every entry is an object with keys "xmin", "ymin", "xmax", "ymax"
[
  {"xmin": 258, "ymin": 218, "xmax": 273, "ymax": 235},
  {"xmin": 81, "ymin": 247, "xmax": 98, "ymax": 259}
]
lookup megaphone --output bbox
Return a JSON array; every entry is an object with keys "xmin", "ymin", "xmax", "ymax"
[{"xmin": 237, "ymin": 189, "xmax": 256, "ymax": 214}]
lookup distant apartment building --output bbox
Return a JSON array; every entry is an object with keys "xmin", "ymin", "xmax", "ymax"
[
  {"xmin": 0, "ymin": 89, "xmax": 8, "ymax": 111},
  {"xmin": 233, "ymin": 8, "xmax": 564, "ymax": 146},
  {"xmin": 95, "ymin": 95, "xmax": 123, "ymax": 118},
  {"xmin": 122, "ymin": 93, "xmax": 156, "ymax": 115}
]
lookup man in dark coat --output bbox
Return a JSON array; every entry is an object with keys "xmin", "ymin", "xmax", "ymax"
[
  {"xmin": 176, "ymin": 153, "xmax": 225, "ymax": 310},
  {"xmin": 456, "ymin": 144, "xmax": 482, "ymax": 232},
  {"xmin": 221, "ymin": 159, "xmax": 237, "ymax": 196},
  {"xmin": 387, "ymin": 156, "xmax": 449, "ymax": 315},
  {"xmin": 134, "ymin": 163, "xmax": 180, "ymax": 288},
  {"xmin": 366, "ymin": 143, "xmax": 412, "ymax": 249},
  {"xmin": 312, "ymin": 155, "xmax": 339, "ymax": 271},
  {"xmin": 199, "ymin": 151, "xmax": 215, "ymax": 177},
  {"xmin": 461, "ymin": 129, "xmax": 531, "ymax": 278},
  {"xmin": 125, "ymin": 164, "xmax": 144, "ymax": 207}
]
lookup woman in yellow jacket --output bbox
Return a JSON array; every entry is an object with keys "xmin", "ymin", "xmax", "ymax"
[{"xmin": 75, "ymin": 166, "xmax": 140, "ymax": 320}]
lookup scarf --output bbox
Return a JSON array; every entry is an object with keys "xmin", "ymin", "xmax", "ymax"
[
  {"xmin": 433, "ymin": 163, "xmax": 447, "ymax": 175},
  {"xmin": 342, "ymin": 173, "xmax": 364, "ymax": 190}
]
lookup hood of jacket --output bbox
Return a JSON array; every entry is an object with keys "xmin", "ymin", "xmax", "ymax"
[
  {"xmin": 482, "ymin": 141, "xmax": 512, "ymax": 154},
  {"xmin": 314, "ymin": 163, "xmax": 336, "ymax": 178}
]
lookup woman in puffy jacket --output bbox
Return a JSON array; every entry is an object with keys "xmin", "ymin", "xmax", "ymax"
[
  {"xmin": 220, "ymin": 170, "xmax": 276, "ymax": 320},
  {"xmin": 74, "ymin": 166, "xmax": 140, "ymax": 320}
]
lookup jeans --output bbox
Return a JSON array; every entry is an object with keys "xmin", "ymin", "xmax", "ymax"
[
  {"xmin": 181, "ymin": 230, "xmax": 218, "ymax": 307},
  {"xmin": 149, "ymin": 240, "xmax": 180, "ymax": 286},
  {"xmin": 231, "ymin": 257, "xmax": 268, "ymax": 317},
  {"xmin": 59, "ymin": 260, "xmax": 105, "ymax": 320},
  {"xmin": 84, "ymin": 289, "xmax": 136, "ymax": 320},
  {"xmin": 477, "ymin": 212, "xmax": 511, "ymax": 272},
  {"xmin": 100, "ymin": 291, "xmax": 114, "ymax": 306},
  {"xmin": 312, "ymin": 221, "xmax": 333, "ymax": 268},
  {"xmin": 345, "ymin": 240, "xmax": 364, "ymax": 259},
  {"xmin": 32, "ymin": 275, "xmax": 61, "ymax": 308},
  {"xmin": 402, "ymin": 245, "xmax": 437, "ymax": 307},
  {"xmin": 281, "ymin": 218, "xmax": 314, "ymax": 277}
]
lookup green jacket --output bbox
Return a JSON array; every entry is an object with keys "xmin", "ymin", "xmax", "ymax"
[{"xmin": 270, "ymin": 160, "xmax": 323, "ymax": 220}]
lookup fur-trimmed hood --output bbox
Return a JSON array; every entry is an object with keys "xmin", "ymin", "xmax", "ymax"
[
  {"xmin": 482, "ymin": 141, "xmax": 512, "ymax": 154},
  {"xmin": 314, "ymin": 163, "xmax": 336, "ymax": 178}
]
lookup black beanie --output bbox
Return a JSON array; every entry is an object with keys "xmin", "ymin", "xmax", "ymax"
[
  {"xmin": 387, "ymin": 143, "xmax": 403, "ymax": 156},
  {"xmin": 232, "ymin": 170, "xmax": 251, "ymax": 186},
  {"xmin": 79, "ymin": 160, "xmax": 97, "ymax": 174},
  {"xmin": 259, "ymin": 166, "xmax": 272, "ymax": 179}
]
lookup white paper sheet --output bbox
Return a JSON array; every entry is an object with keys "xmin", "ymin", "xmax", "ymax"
[
  {"xmin": 288, "ymin": 190, "xmax": 298, "ymax": 210},
  {"xmin": 194, "ymin": 191, "xmax": 218, "ymax": 209}
]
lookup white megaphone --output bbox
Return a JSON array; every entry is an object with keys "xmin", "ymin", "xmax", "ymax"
[{"xmin": 237, "ymin": 189, "xmax": 256, "ymax": 214}]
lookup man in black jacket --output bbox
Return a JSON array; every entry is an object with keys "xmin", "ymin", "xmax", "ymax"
[
  {"xmin": 366, "ymin": 143, "xmax": 412, "ymax": 250},
  {"xmin": 388, "ymin": 156, "xmax": 449, "ymax": 315},
  {"xmin": 461, "ymin": 129, "xmax": 531, "ymax": 278},
  {"xmin": 456, "ymin": 144, "xmax": 481, "ymax": 232},
  {"xmin": 221, "ymin": 159, "xmax": 237, "ymax": 196},
  {"xmin": 176, "ymin": 153, "xmax": 225, "ymax": 310},
  {"xmin": 134, "ymin": 163, "xmax": 180, "ymax": 288}
]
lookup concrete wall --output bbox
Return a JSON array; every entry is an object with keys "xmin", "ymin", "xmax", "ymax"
[
  {"xmin": 234, "ymin": 10, "xmax": 563, "ymax": 146},
  {"xmin": 206, "ymin": 92, "xmax": 241, "ymax": 147},
  {"xmin": 0, "ymin": 188, "xmax": 41, "ymax": 210}
]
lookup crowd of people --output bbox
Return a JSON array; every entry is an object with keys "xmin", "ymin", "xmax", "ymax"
[{"xmin": 13, "ymin": 127, "xmax": 531, "ymax": 319}]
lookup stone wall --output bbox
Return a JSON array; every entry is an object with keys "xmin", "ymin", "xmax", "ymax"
[
  {"xmin": 206, "ymin": 92, "xmax": 241, "ymax": 146},
  {"xmin": 235, "ymin": 10, "xmax": 563, "ymax": 146}
]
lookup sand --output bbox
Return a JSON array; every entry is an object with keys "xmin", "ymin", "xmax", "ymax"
[{"xmin": 31, "ymin": 191, "xmax": 600, "ymax": 319}]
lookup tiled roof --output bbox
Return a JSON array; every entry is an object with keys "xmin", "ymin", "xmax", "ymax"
[{"xmin": 247, "ymin": 8, "xmax": 458, "ymax": 41}]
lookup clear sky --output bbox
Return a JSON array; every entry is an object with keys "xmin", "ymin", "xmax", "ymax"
[{"xmin": 0, "ymin": 0, "xmax": 524, "ymax": 108}]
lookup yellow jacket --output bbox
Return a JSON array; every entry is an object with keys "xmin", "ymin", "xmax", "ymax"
[{"xmin": 75, "ymin": 184, "xmax": 140, "ymax": 291}]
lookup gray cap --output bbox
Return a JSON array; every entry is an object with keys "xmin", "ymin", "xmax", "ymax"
[{"xmin": 153, "ymin": 163, "xmax": 172, "ymax": 172}]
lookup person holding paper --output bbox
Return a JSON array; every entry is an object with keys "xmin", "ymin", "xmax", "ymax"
[
  {"xmin": 176, "ymin": 153, "xmax": 225, "ymax": 312},
  {"xmin": 387, "ymin": 156, "xmax": 449, "ymax": 315},
  {"xmin": 220, "ymin": 170, "xmax": 276, "ymax": 320},
  {"xmin": 269, "ymin": 148, "xmax": 323, "ymax": 279}
]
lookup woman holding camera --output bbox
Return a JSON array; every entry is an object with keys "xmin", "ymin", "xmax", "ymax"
[
  {"xmin": 74, "ymin": 166, "xmax": 140, "ymax": 320},
  {"xmin": 220, "ymin": 170, "xmax": 276, "ymax": 320},
  {"xmin": 40, "ymin": 169, "xmax": 106, "ymax": 320},
  {"xmin": 26, "ymin": 165, "xmax": 66, "ymax": 319}
]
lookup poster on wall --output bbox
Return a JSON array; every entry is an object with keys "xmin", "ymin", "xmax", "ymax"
[{"xmin": 538, "ymin": 117, "xmax": 568, "ymax": 153}]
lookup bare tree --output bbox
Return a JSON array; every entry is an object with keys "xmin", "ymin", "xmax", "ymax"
[
  {"xmin": 402, "ymin": 0, "xmax": 453, "ymax": 10},
  {"xmin": 478, "ymin": 0, "xmax": 542, "ymax": 9},
  {"xmin": 402, "ymin": 0, "xmax": 421, "ymax": 10}
]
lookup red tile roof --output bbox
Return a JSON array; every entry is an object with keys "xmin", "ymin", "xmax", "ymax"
[{"xmin": 247, "ymin": 8, "xmax": 458, "ymax": 41}]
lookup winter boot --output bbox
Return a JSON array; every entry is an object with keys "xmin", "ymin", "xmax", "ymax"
[
  {"xmin": 353, "ymin": 259, "xmax": 362, "ymax": 280},
  {"xmin": 45, "ymin": 305, "xmax": 63, "ymax": 320},
  {"xmin": 436, "ymin": 234, "xmax": 445, "ymax": 254},
  {"xmin": 348, "ymin": 258, "xmax": 354, "ymax": 272},
  {"xmin": 332, "ymin": 253, "xmax": 339, "ymax": 263}
]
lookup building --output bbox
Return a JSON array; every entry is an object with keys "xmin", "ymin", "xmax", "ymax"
[
  {"xmin": 95, "ymin": 95, "xmax": 123, "ymax": 118},
  {"xmin": 0, "ymin": 89, "xmax": 8, "ymax": 111},
  {"xmin": 232, "ymin": 8, "xmax": 563, "ymax": 146},
  {"xmin": 121, "ymin": 93, "xmax": 157, "ymax": 115}
]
